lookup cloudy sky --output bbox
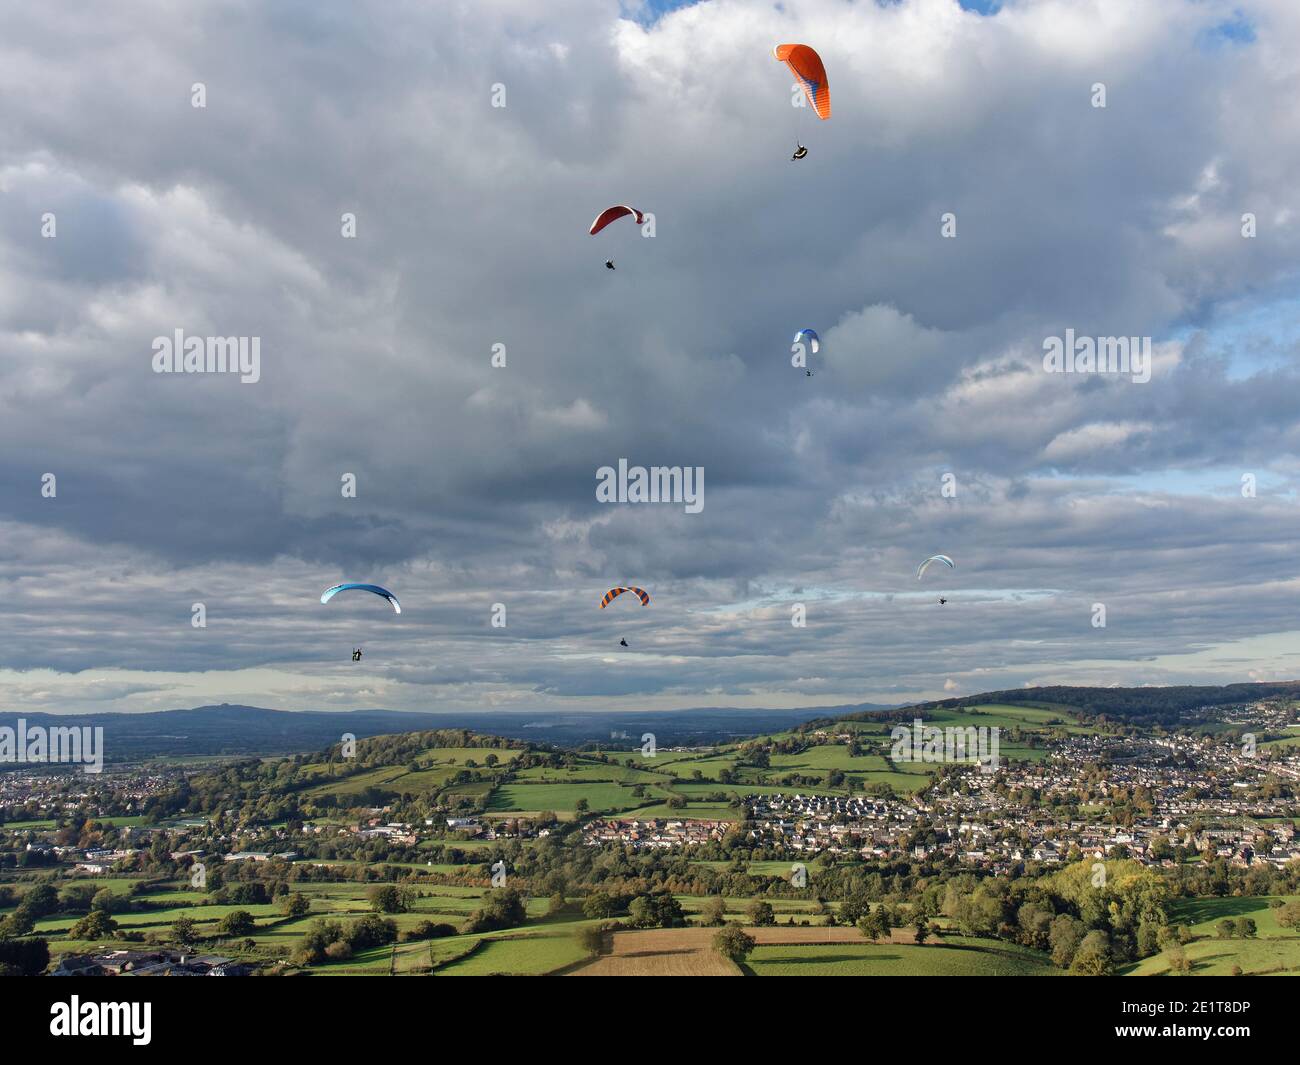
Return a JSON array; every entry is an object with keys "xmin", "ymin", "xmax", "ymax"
[{"xmin": 3, "ymin": 0, "xmax": 1299, "ymax": 715}]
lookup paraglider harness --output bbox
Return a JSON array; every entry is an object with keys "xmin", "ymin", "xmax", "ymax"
[
  {"xmin": 791, "ymin": 143, "xmax": 808, "ymax": 161},
  {"xmin": 352, "ymin": 648, "xmax": 363, "ymax": 661}
]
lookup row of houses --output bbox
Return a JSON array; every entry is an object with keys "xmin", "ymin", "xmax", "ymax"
[
  {"xmin": 582, "ymin": 818, "xmax": 731, "ymax": 849},
  {"xmin": 52, "ymin": 950, "xmax": 255, "ymax": 977}
]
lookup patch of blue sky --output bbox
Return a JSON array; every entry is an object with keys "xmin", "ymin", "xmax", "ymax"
[
  {"xmin": 631, "ymin": 0, "xmax": 1005, "ymax": 26},
  {"xmin": 1047, "ymin": 468, "xmax": 1297, "ymax": 501},
  {"xmin": 1170, "ymin": 295, "xmax": 1300, "ymax": 381},
  {"xmin": 1196, "ymin": 10, "xmax": 1256, "ymax": 51},
  {"xmin": 625, "ymin": 0, "xmax": 705, "ymax": 27}
]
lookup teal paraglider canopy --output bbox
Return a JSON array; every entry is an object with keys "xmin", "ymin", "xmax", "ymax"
[
  {"xmin": 915, "ymin": 555, "xmax": 955, "ymax": 580},
  {"xmin": 320, "ymin": 583, "xmax": 401, "ymax": 613}
]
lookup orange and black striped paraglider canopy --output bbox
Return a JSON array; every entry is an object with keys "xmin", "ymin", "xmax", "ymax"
[{"xmin": 599, "ymin": 586, "xmax": 650, "ymax": 608}]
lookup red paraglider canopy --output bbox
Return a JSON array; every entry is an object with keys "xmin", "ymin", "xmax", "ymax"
[{"xmin": 589, "ymin": 205, "xmax": 645, "ymax": 235}]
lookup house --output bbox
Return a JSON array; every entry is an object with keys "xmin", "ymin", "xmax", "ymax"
[
  {"xmin": 223, "ymin": 851, "xmax": 296, "ymax": 862},
  {"xmin": 51, "ymin": 954, "xmax": 104, "ymax": 977},
  {"xmin": 207, "ymin": 961, "xmax": 255, "ymax": 976},
  {"xmin": 92, "ymin": 950, "xmax": 165, "ymax": 975}
]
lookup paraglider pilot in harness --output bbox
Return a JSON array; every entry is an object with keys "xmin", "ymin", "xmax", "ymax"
[
  {"xmin": 791, "ymin": 143, "xmax": 808, "ymax": 161},
  {"xmin": 352, "ymin": 648, "xmax": 363, "ymax": 661}
]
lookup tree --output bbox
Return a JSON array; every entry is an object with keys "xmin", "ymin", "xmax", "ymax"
[
  {"xmin": 954, "ymin": 890, "xmax": 1002, "ymax": 937},
  {"xmin": 0, "ymin": 911, "xmax": 35, "ymax": 938},
  {"xmin": 747, "ymin": 900, "xmax": 776, "ymax": 927},
  {"xmin": 713, "ymin": 925, "xmax": 756, "ymax": 964},
  {"xmin": 466, "ymin": 887, "xmax": 527, "ymax": 934},
  {"xmin": 1135, "ymin": 919, "xmax": 1161, "ymax": 958},
  {"xmin": 347, "ymin": 914, "xmax": 399, "ymax": 950},
  {"xmin": 368, "ymin": 884, "xmax": 405, "ymax": 914},
  {"xmin": 281, "ymin": 892, "xmax": 311, "ymax": 918},
  {"xmin": 913, "ymin": 919, "xmax": 930, "ymax": 945},
  {"xmin": 69, "ymin": 910, "xmax": 117, "ymax": 939},
  {"xmin": 1215, "ymin": 919, "xmax": 1235, "ymax": 939},
  {"xmin": 1070, "ymin": 930, "xmax": 1114, "ymax": 976},
  {"xmin": 90, "ymin": 888, "xmax": 117, "ymax": 914},
  {"xmin": 1164, "ymin": 942, "xmax": 1192, "ymax": 974},
  {"xmin": 1157, "ymin": 923, "xmax": 1191, "ymax": 948},
  {"xmin": 18, "ymin": 884, "xmax": 58, "ymax": 920},
  {"xmin": 171, "ymin": 916, "xmax": 198, "ymax": 947},
  {"xmin": 856, "ymin": 907, "xmax": 890, "ymax": 942},
  {"xmin": 218, "ymin": 910, "xmax": 256, "ymax": 937},
  {"xmin": 1017, "ymin": 901, "xmax": 1054, "ymax": 950},
  {"xmin": 839, "ymin": 890, "xmax": 871, "ymax": 926},
  {"xmin": 0, "ymin": 937, "xmax": 49, "ymax": 976},
  {"xmin": 1049, "ymin": 914, "xmax": 1084, "ymax": 969},
  {"xmin": 699, "ymin": 897, "xmax": 726, "ymax": 927},
  {"xmin": 628, "ymin": 892, "xmax": 685, "ymax": 929},
  {"xmin": 547, "ymin": 892, "xmax": 568, "ymax": 917},
  {"xmin": 403, "ymin": 920, "xmax": 455, "ymax": 942},
  {"xmin": 582, "ymin": 892, "xmax": 624, "ymax": 920},
  {"xmin": 577, "ymin": 925, "xmax": 605, "ymax": 958},
  {"xmin": 293, "ymin": 919, "xmax": 344, "ymax": 966},
  {"xmin": 1234, "ymin": 917, "xmax": 1257, "ymax": 939},
  {"xmin": 1275, "ymin": 900, "xmax": 1300, "ymax": 929}
]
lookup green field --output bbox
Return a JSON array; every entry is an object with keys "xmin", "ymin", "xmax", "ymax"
[
  {"xmin": 486, "ymin": 781, "xmax": 672, "ymax": 815},
  {"xmin": 747, "ymin": 939, "xmax": 1060, "ymax": 976},
  {"xmin": 2, "ymin": 815, "xmax": 146, "ymax": 830},
  {"xmin": 1260, "ymin": 727, "xmax": 1300, "ymax": 750},
  {"xmin": 437, "ymin": 932, "xmax": 586, "ymax": 976},
  {"xmin": 631, "ymin": 802, "xmax": 740, "ymax": 821},
  {"xmin": 1124, "ymin": 896, "xmax": 1300, "ymax": 976},
  {"xmin": 512, "ymin": 762, "xmax": 667, "ymax": 784},
  {"xmin": 300, "ymin": 747, "xmax": 523, "ymax": 801}
]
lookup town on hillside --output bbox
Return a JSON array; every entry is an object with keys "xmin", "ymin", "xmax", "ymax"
[{"xmin": 2, "ymin": 690, "xmax": 1299, "ymax": 979}]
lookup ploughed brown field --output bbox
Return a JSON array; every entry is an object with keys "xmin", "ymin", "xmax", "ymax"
[{"xmin": 569, "ymin": 926, "xmax": 931, "ymax": 976}]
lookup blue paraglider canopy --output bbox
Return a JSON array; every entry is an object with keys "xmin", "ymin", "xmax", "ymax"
[
  {"xmin": 320, "ymin": 583, "xmax": 401, "ymax": 613},
  {"xmin": 793, "ymin": 328, "xmax": 820, "ymax": 353}
]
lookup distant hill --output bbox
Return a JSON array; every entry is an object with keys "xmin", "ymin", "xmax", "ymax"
[
  {"xmin": 821, "ymin": 682, "xmax": 1300, "ymax": 729},
  {"xmin": 5, "ymin": 681, "xmax": 1291, "ymax": 767},
  {"xmin": 0, "ymin": 703, "xmax": 871, "ymax": 764}
]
